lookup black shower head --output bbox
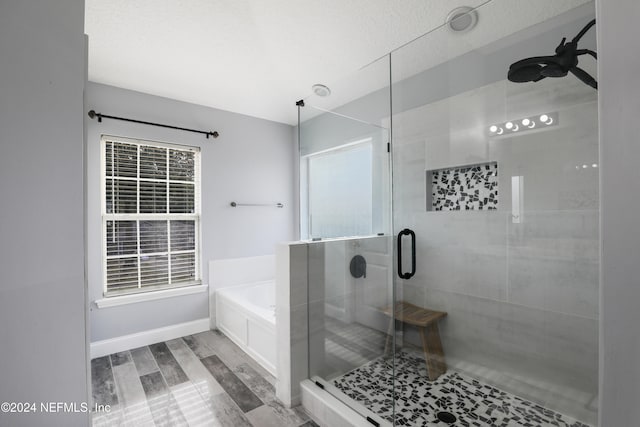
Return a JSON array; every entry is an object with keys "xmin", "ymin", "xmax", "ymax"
[
  {"xmin": 508, "ymin": 62, "xmax": 547, "ymax": 83},
  {"xmin": 508, "ymin": 19, "xmax": 597, "ymax": 90}
]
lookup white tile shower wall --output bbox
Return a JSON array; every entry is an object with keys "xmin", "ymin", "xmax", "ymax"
[
  {"xmin": 322, "ymin": 241, "xmax": 350, "ymax": 322},
  {"xmin": 275, "ymin": 242, "xmax": 309, "ymax": 407},
  {"xmin": 314, "ymin": 238, "xmax": 393, "ymax": 328},
  {"xmin": 394, "ymin": 85, "xmax": 598, "ymax": 210},
  {"xmin": 306, "ymin": 236, "xmax": 394, "ymax": 383},
  {"xmin": 492, "ymin": 102, "xmax": 599, "ymax": 212},
  {"xmin": 391, "ymin": 75, "xmax": 599, "ymax": 415},
  {"xmin": 308, "ymin": 237, "xmax": 394, "ymax": 331},
  {"xmin": 307, "ymin": 242, "xmax": 327, "ymax": 379},
  {"xmin": 353, "ymin": 237, "xmax": 394, "ymax": 333},
  {"xmin": 508, "ymin": 210, "xmax": 599, "ymax": 318},
  {"xmin": 412, "ymin": 211, "xmax": 509, "ymax": 302},
  {"xmin": 421, "ymin": 288, "xmax": 596, "ymax": 386}
]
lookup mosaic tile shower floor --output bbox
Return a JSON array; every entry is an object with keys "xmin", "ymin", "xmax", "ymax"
[{"xmin": 333, "ymin": 350, "xmax": 591, "ymax": 427}]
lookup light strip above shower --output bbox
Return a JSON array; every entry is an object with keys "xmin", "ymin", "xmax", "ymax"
[{"xmin": 488, "ymin": 112, "xmax": 558, "ymax": 137}]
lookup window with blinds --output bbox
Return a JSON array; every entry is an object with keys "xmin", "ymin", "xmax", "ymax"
[{"xmin": 102, "ymin": 136, "xmax": 201, "ymax": 296}]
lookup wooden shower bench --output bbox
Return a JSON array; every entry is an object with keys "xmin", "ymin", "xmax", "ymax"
[{"xmin": 382, "ymin": 301, "xmax": 447, "ymax": 381}]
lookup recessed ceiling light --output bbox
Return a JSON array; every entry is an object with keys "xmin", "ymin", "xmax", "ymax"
[
  {"xmin": 446, "ymin": 7, "xmax": 478, "ymax": 33},
  {"xmin": 312, "ymin": 84, "xmax": 331, "ymax": 97}
]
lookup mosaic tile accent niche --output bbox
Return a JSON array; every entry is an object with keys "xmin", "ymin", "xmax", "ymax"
[{"xmin": 427, "ymin": 162, "xmax": 498, "ymax": 211}]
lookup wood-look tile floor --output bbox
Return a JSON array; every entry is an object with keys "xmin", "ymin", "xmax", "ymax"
[{"xmin": 91, "ymin": 329, "xmax": 318, "ymax": 427}]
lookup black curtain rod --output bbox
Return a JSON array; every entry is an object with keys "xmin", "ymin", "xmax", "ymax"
[{"xmin": 87, "ymin": 110, "xmax": 219, "ymax": 139}]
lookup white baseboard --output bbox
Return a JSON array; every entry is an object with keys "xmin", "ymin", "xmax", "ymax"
[{"xmin": 90, "ymin": 318, "xmax": 210, "ymax": 359}]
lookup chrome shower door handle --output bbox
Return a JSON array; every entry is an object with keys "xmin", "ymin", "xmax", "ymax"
[{"xmin": 397, "ymin": 228, "xmax": 416, "ymax": 280}]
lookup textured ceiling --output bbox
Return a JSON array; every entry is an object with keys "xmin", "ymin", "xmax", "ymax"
[{"xmin": 85, "ymin": 0, "xmax": 591, "ymax": 125}]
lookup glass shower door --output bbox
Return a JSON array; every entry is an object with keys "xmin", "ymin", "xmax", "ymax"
[{"xmin": 299, "ymin": 55, "xmax": 396, "ymax": 426}]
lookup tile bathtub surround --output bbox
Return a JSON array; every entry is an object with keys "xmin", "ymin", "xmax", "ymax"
[
  {"xmin": 429, "ymin": 162, "xmax": 498, "ymax": 211},
  {"xmin": 275, "ymin": 242, "xmax": 310, "ymax": 407},
  {"xmin": 333, "ymin": 350, "xmax": 591, "ymax": 427},
  {"xmin": 91, "ymin": 330, "xmax": 316, "ymax": 427}
]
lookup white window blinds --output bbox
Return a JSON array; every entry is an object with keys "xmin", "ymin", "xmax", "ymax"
[{"xmin": 102, "ymin": 136, "xmax": 201, "ymax": 296}]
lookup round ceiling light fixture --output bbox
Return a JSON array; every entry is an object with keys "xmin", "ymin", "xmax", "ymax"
[
  {"xmin": 446, "ymin": 6, "xmax": 478, "ymax": 33},
  {"xmin": 312, "ymin": 84, "xmax": 331, "ymax": 97}
]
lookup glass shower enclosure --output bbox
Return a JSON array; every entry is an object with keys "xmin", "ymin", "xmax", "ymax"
[{"xmin": 299, "ymin": 1, "xmax": 599, "ymax": 426}]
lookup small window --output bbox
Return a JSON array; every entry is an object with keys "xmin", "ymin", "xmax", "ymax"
[
  {"xmin": 101, "ymin": 136, "xmax": 201, "ymax": 296},
  {"xmin": 303, "ymin": 139, "xmax": 373, "ymax": 239}
]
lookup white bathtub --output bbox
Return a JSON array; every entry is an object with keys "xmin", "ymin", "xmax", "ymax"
[{"xmin": 215, "ymin": 280, "xmax": 276, "ymax": 376}]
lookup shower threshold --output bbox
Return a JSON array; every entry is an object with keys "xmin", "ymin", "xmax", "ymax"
[{"xmin": 332, "ymin": 350, "xmax": 593, "ymax": 427}]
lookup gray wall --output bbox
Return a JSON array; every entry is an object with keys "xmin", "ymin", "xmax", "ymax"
[
  {"xmin": 0, "ymin": 1, "xmax": 89, "ymax": 426},
  {"xmin": 86, "ymin": 82, "xmax": 296, "ymax": 342},
  {"xmin": 597, "ymin": 0, "xmax": 640, "ymax": 426}
]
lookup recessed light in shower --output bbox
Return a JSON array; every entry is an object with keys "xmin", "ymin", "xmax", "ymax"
[
  {"xmin": 312, "ymin": 84, "xmax": 331, "ymax": 97},
  {"xmin": 446, "ymin": 6, "xmax": 478, "ymax": 33}
]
